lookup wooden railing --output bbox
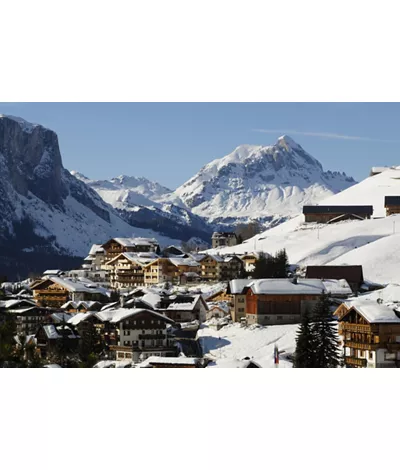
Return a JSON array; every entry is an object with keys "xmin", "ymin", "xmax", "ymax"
[
  {"xmin": 345, "ymin": 357, "xmax": 367, "ymax": 367},
  {"xmin": 344, "ymin": 341, "xmax": 377, "ymax": 351},
  {"xmin": 340, "ymin": 324, "xmax": 372, "ymax": 334}
]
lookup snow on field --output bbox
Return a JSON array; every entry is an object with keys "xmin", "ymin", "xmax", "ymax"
[
  {"xmin": 197, "ymin": 323, "xmax": 298, "ymax": 368},
  {"xmin": 210, "ymin": 169, "xmax": 400, "ymax": 284}
]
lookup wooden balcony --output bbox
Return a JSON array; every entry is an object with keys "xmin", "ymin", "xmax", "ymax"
[
  {"xmin": 340, "ymin": 323, "xmax": 373, "ymax": 334},
  {"xmin": 345, "ymin": 356, "xmax": 367, "ymax": 367},
  {"xmin": 344, "ymin": 341, "xmax": 378, "ymax": 351}
]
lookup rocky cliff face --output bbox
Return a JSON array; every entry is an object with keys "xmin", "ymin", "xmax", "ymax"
[{"xmin": 0, "ymin": 115, "xmax": 184, "ymax": 279}]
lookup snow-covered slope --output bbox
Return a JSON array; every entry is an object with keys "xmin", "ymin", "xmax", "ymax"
[
  {"xmin": 0, "ymin": 115, "xmax": 181, "ymax": 277},
  {"xmin": 210, "ymin": 168, "xmax": 400, "ymax": 285},
  {"xmin": 173, "ymin": 136, "xmax": 355, "ymax": 225},
  {"xmin": 73, "ymin": 172, "xmax": 213, "ymax": 244},
  {"xmin": 198, "ymin": 322, "xmax": 297, "ymax": 367}
]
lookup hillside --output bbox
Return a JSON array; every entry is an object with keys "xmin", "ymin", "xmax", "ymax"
[
  {"xmin": 210, "ymin": 168, "xmax": 400, "ymax": 285},
  {"xmin": 172, "ymin": 135, "xmax": 356, "ymax": 227}
]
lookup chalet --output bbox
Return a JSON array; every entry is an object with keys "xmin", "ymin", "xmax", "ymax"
[
  {"xmin": 107, "ymin": 308, "xmax": 177, "ymax": 363},
  {"xmin": 162, "ymin": 294, "xmax": 209, "ymax": 323},
  {"xmin": 305, "ymin": 265, "xmax": 364, "ymax": 293},
  {"xmin": 206, "ymin": 303, "xmax": 230, "ymax": 320},
  {"xmin": 336, "ymin": 299, "xmax": 400, "ymax": 368},
  {"xmin": 211, "ymin": 232, "xmax": 238, "ymax": 249},
  {"xmin": 35, "ymin": 324, "xmax": 80, "ymax": 360},
  {"xmin": 167, "ymin": 258, "xmax": 201, "ymax": 283},
  {"xmin": 244, "ymin": 278, "xmax": 325, "ymax": 326},
  {"xmin": 220, "ymin": 255, "xmax": 244, "ymax": 281},
  {"xmin": 227, "ymin": 279, "xmax": 253, "ymax": 322},
  {"xmin": 31, "ymin": 276, "xmax": 110, "ymax": 308},
  {"xmin": 179, "ymin": 272, "xmax": 201, "ymax": 285},
  {"xmin": 384, "ymin": 196, "xmax": 400, "ymax": 216},
  {"xmin": 67, "ymin": 269, "xmax": 110, "ymax": 287},
  {"xmin": 104, "ymin": 253, "xmax": 149, "ymax": 288},
  {"xmin": 162, "ymin": 246, "xmax": 188, "ymax": 257},
  {"xmin": 102, "ymin": 237, "xmax": 160, "ymax": 263},
  {"xmin": 84, "ymin": 244, "xmax": 106, "ymax": 270},
  {"xmin": 200, "ymin": 254, "xmax": 224, "ymax": 282},
  {"xmin": 0, "ymin": 299, "xmax": 50, "ymax": 335},
  {"xmin": 303, "ymin": 205, "xmax": 373, "ymax": 224}
]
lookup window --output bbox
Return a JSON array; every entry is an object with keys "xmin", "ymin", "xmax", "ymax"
[
  {"xmin": 369, "ymin": 352, "xmax": 373, "ymax": 360},
  {"xmin": 238, "ymin": 308, "xmax": 244, "ymax": 313},
  {"xmin": 238, "ymin": 297, "xmax": 245, "ymax": 303},
  {"xmin": 141, "ymin": 341, "xmax": 145, "ymax": 347},
  {"xmin": 359, "ymin": 350, "xmax": 364, "ymax": 358},
  {"xmin": 384, "ymin": 352, "xmax": 396, "ymax": 361},
  {"xmin": 142, "ymin": 330, "xmax": 145, "ymax": 334},
  {"xmin": 277, "ymin": 316, "xmax": 283, "ymax": 320}
]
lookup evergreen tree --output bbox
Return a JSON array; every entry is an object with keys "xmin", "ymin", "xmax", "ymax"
[
  {"xmin": 0, "ymin": 312, "xmax": 17, "ymax": 366},
  {"xmin": 293, "ymin": 309, "xmax": 317, "ymax": 368},
  {"xmin": 274, "ymin": 249, "xmax": 289, "ymax": 278},
  {"xmin": 311, "ymin": 293, "xmax": 341, "ymax": 368},
  {"xmin": 253, "ymin": 253, "xmax": 269, "ymax": 279}
]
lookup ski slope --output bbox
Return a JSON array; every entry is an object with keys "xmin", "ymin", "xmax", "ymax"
[{"xmin": 210, "ymin": 168, "xmax": 400, "ymax": 284}]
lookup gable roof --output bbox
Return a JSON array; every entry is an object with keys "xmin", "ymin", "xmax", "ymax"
[
  {"xmin": 44, "ymin": 277, "xmax": 110, "ymax": 295},
  {"xmin": 166, "ymin": 294, "xmax": 208, "ymax": 312},
  {"xmin": 342, "ymin": 299, "xmax": 400, "ymax": 324},
  {"xmin": 305, "ymin": 265, "xmax": 364, "ymax": 284},
  {"xmin": 168, "ymin": 257, "xmax": 200, "ymax": 267},
  {"xmin": 227, "ymin": 279, "xmax": 253, "ymax": 294}
]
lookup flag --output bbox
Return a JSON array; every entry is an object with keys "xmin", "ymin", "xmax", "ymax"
[{"xmin": 274, "ymin": 344, "xmax": 279, "ymax": 366}]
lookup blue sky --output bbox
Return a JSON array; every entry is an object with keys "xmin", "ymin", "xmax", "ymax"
[{"xmin": 1, "ymin": 102, "xmax": 400, "ymax": 189}]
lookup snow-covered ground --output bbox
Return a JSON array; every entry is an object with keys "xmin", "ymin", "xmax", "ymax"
[
  {"xmin": 198, "ymin": 322, "xmax": 298, "ymax": 368},
  {"xmin": 210, "ymin": 168, "xmax": 400, "ymax": 285}
]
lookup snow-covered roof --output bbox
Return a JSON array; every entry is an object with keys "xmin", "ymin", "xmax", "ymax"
[
  {"xmin": 140, "ymin": 293, "xmax": 162, "ymax": 309},
  {"xmin": 111, "ymin": 237, "xmax": 158, "ymax": 248},
  {"xmin": 89, "ymin": 244, "xmax": 105, "ymax": 255},
  {"xmin": 44, "ymin": 276, "xmax": 110, "ymax": 295},
  {"xmin": 106, "ymin": 252, "xmax": 155, "ymax": 265},
  {"xmin": 344, "ymin": 299, "xmax": 400, "ymax": 323},
  {"xmin": 168, "ymin": 257, "xmax": 200, "ymax": 267},
  {"xmin": 166, "ymin": 294, "xmax": 206, "ymax": 312},
  {"xmin": 94, "ymin": 307, "xmax": 174, "ymax": 324},
  {"xmin": 137, "ymin": 356, "xmax": 201, "ymax": 367},
  {"xmin": 0, "ymin": 299, "xmax": 36, "ymax": 309},
  {"xmin": 51, "ymin": 312, "xmax": 74, "ymax": 323},
  {"xmin": 322, "ymin": 279, "xmax": 352, "ymax": 296},
  {"xmin": 228, "ymin": 279, "xmax": 253, "ymax": 294},
  {"xmin": 61, "ymin": 300, "xmax": 101, "ymax": 310},
  {"xmin": 43, "ymin": 269, "xmax": 64, "ymax": 276},
  {"xmin": 248, "ymin": 278, "xmax": 325, "ymax": 295},
  {"xmin": 68, "ymin": 312, "xmax": 95, "ymax": 326},
  {"xmin": 42, "ymin": 324, "xmax": 79, "ymax": 340}
]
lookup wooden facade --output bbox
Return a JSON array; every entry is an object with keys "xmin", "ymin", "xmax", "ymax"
[
  {"xmin": 105, "ymin": 254, "xmax": 147, "ymax": 288},
  {"xmin": 303, "ymin": 205, "xmax": 373, "ymax": 224},
  {"xmin": 385, "ymin": 196, "xmax": 400, "ymax": 216},
  {"xmin": 337, "ymin": 304, "xmax": 400, "ymax": 368},
  {"xmin": 102, "ymin": 238, "xmax": 159, "ymax": 263},
  {"xmin": 245, "ymin": 289, "xmax": 321, "ymax": 326},
  {"xmin": 32, "ymin": 281, "xmax": 70, "ymax": 308}
]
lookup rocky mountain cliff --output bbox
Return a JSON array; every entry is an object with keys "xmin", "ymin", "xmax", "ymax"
[
  {"xmin": 0, "ymin": 115, "xmax": 185, "ymax": 279},
  {"xmin": 172, "ymin": 135, "xmax": 356, "ymax": 226}
]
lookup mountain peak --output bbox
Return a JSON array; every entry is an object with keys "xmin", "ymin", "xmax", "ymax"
[
  {"xmin": 0, "ymin": 114, "xmax": 44, "ymax": 134},
  {"xmin": 276, "ymin": 135, "xmax": 301, "ymax": 150}
]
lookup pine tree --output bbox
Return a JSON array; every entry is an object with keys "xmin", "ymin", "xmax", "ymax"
[
  {"xmin": 274, "ymin": 249, "xmax": 289, "ymax": 278},
  {"xmin": 312, "ymin": 293, "xmax": 341, "ymax": 368},
  {"xmin": 293, "ymin": 309, "xmax": 317, "ymax": 368},
  {"xmin": 0, "ymin": 312, "xmax": 17, "ymax": 366}
]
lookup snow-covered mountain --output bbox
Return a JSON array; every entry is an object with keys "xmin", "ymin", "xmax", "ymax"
[
  {"xmin": 173, "ymin": 136, "xmax": 356, "ymax": 226},
  {"xmin": 72, "ymin": 173, "xmax": 213, "ymax": 243},
  {"xmin": 0, "ymin": 114, "xmax": 182, "ymax": 278},
  {"xmin": 209, "ymin": 168, "xmax": 400, "ymax": 285}
]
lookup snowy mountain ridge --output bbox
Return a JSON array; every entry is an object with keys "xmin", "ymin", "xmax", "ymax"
[{"xmin": 172, "ymin": 135, "xmax": 356, "ymax": 225}]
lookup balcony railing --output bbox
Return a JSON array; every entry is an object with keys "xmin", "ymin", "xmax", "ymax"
[
  {"xmin": 138, "ymin": 334, "xmax": 166, "ymax": 340},
  {"xmin": 344, "ymin": 341, "xmax": 378, "ymax": 350},
  {"xmin": 345, "ymin": 356, "xmax": 367, "ymax": 367},
  {"xmin": 340, "ymin": 324, "xmax": 373, "ymax": 334}
]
